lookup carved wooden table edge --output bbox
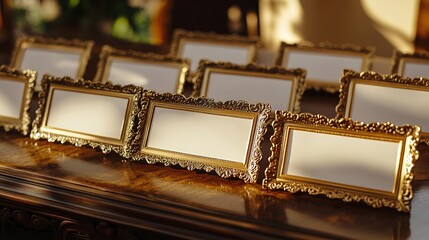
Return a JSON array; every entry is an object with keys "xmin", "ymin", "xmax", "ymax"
[
  {"xmin": 0, "ymin": 131, "xmax": 428, "ymax": 240},
  {"xmin": 0, "ymin": 166, "xmax": 341, "ymax": 240},
  {"xmin": 0, "ymin": 134, "xmax": 343, "ymax": 240}
]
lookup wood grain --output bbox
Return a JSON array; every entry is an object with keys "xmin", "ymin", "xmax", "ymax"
[{"xmin": 0, "ymin": 126, "xmax": 428, "ymax": 239}]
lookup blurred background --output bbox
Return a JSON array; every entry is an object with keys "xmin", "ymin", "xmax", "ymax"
[{"xmin": 0, "ymin": 0, "xmax": 428, "ymax": 78}]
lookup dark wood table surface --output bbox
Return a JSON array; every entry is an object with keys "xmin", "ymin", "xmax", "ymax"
[{"xmin": 0, "ymin": 90, "xmax": 428, "ymax": 240}]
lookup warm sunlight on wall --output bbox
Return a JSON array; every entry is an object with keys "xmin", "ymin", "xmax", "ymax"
[
  {"xmin": 259, "ymin": 0, "xmax": 303, "ymax": 50},
  {"xmin": 259, "ymin": 0, "xmax": 420, "ymax": 56},
  {"xmin": 361, "ymin": 0, "xmax": 420, "ymax": 53}
]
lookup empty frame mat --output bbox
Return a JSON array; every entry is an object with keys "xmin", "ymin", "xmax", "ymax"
[
  {"xmin": 347, "ymin": 81, "xmax": 429, "ymax": 137},
  {"xmin": 42, "ymin": 85, "xmax": 132, "ymax": 145},
  {"xmin": 141, "ymin": 102, "xmax": 257, "ymax": 169},
  {"xmin": 17, "ymin": 47, "xmax": 84, "ymax": 88},
  {"xmin": 0, "ymin": 67, "xmax": 35, "ymax": 135},
  {"xmin": 264, "ymin": 111, "xmax": 419, "ymax": 211},
  {"xmin": 284, "ymin": 50, "xmax": 363, "ymax": 84},
  {"xmin": 106, "ymin": 57, "xmax": 185, "ymax": 93},
  {"xmin": 204, "ymin": 70, "xmax": 296, "ymax": 111},
  {"xmin": 399, "ymin": 58, "xmax": 429, "ymax": 78},
  {"xmin": 281, "ymin": 125, "xmax": 403, "ymax": 194},
  {"xmin": 0, "ymin": 76, "xmax": 26, "ymax": 123},
  {"xmin": 179, "ymin": 40, "xmax": 255, "ymax": 71}
]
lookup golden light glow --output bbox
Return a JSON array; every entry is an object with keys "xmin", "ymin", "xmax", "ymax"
[{"xmin": 361, "ymin": 0, "xmax": 420, "ymax": 53}]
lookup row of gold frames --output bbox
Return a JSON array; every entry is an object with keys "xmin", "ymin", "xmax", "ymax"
[
  {"xmin": 1, "ymin": 71, "xmax": 418, "ymax": 212},
  {"xmin": 8, "ymin": 31, "xmax": 429, "ymax": 99},
  {"xmin": 3, "ymin": 32, "xmax": 429, "ymax": 212}
]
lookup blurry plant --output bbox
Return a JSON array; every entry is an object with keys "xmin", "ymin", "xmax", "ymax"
[{"xmin": 10, "ymin": 0, "xmax": 169, "ymax": 44}]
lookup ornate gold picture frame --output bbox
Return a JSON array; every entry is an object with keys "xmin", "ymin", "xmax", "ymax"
[
  {"xmin": 193, "ymin": 60, "xmax": 306, "ymax": 114},
  {"xmin": 275, "ymin": 41, "xmax": 374, "ymax": 92},
  {"xmin": 0, "ymin": 65, "xmax": 36, "ymax": 135},
  {"xmin": 94, "ymin": 45, "xmax": 190, "ymax": 94},
  {"xmin": 132, "ymin": 91, "xmax": 271, "ymax": 183},
  {"xmin": 390, "ymin": 50, "xmax": 429, "ymax": 78},
  {"xmin": 10, "ymin": 36, "xmax": 93, "ymax": 90},
  {"xmin": 30, "ymin": 75, "xmax": 143, "ymax": 157},
  {"xmin": 169, "ymin": 29, "xmax": 259, "ymax": 81},
  {"xmin": 336, "ymin": 70, "xmax": 429, "ymax": 144},
  {"xmin": 263, "ymin": 112, "xmax": 420, "ymax": 212}
]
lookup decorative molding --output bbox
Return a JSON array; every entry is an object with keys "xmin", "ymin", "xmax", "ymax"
[
  {"xmin": 0, "ymin": 65, "xmax": 36, "ymax": 135},
  {"xmin": 30, "ymin": 75, "xmax": 143, "ymax": 158},
  {"xmin": 263, "ymin": 111, "xmax": 420, "ymax": 212},
  {"xmin": 132, "ymin": 91, "xmax": 270, "ymax": 183},
  {"xmin": 192, "ymin": 60, "xmax": 307, "ymax": 114}
]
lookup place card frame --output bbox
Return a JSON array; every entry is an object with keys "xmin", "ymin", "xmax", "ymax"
[
  {"xmin": 192, "ymin": 60, "xmax": 306, "ymax": 113},
  {"xmin": 94, "ymin": 45, "xmax": 190, "ymax": 94},
  {"xmin": 275, "ymin": 41, "xmax": 374, "ymax": 92},
  {"xmin": 31, "ymin": 75, "xmax": 143, "ymax": 157},
  {"xmin": 390, "ymin": 49, "xmax": 429, "ymax": 78},
  {"xmin": 131, "ymin": 91, "xmax": 271, "ymax": 183},
  {"xmin": 169, "ymin": 29, "xmax": 259, "ymax": 81},
  {"xmin": 263, "ymin": 111, "xmax": 420, "ymax": 212},
  {"xmin": 336, "ymin": 70, "xmax": 429, "ymax": 144},
  {"xmin": 0, "ymin": 65, "xmax": 36, "ymax": 135},
  {"xmin": 10, "ymin": 36, "xmax": 93, "ymax": 90}
]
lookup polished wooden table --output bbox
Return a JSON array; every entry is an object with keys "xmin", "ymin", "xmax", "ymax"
[{"xmin": 0, "ymin": 91, "xmax": 429, "ymax": 240}]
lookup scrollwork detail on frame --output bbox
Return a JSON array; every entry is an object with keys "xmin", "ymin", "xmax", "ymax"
[
  {"xmin": 94, "ymin": 45, "xmax": 190, "ymax": 94},
  {"xmin": 275, "ymin": 41, "xmax": 376, "ymax": 66},
  {"xmin": 263, "ymin": 111, "xmax": 420, "ymax": 212},
  {"xmin": 275, "ymin": 41, "xmax": 375, "ymax": 93},
  {"xmin": 132, "ymin": 91, "xmax": 270, "ymax": 183},
  {"xmin": 192, "ymin": 60, "xmax": 307, "ymax": 114},
  {"xmin": 336, "ymin": 69, "xmax": 429, "ymax": 144},
  {"xmin": 10, "ymin": 36, "xmax": 94, "ymax": 76},
  {"xmin": 30, "ymin": 75, "xmax": 143, "ymax": 157},
  {"xmin": 0, "ymin": 65, "xmax": 36, "ymax": 135},
  {"xmin": 390, "ymin": 49, "xmax": 429, "ymax": 74},
  {"xmin": 169, "ymin": 29, "xmax": 260, "ymax": 58}
]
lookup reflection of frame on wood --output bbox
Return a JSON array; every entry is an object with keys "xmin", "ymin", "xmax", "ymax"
[
  {"xmin": 275, "ymin": 41, "xmax": 374, "ymax": 92},
  {"xmin": 94, "ymin": 45, "xmax": 190, "ymax": 94},
  {"xmin": 10, "ymin": 36, "xmax": 93, "ymax": 90},
  {"xmin": 0, "ymin": 65, "xmax": 36, "ymax": 135},
  {"xmin": 263, "ymin": 112, "xmax": 420, "ymax": 212},
  {"xmin": 169, "ymin": 29, "xmax": 259, "ymax": 81},
  {"xmin": 336, "ymin": 70, "xmax": 429, "ymax": 144},
  {"xmin": 193, "ymin": 60, "xmax": 306, "ymax": 113},
  {"xmin": 132, "ymin": 91, "xmax": 271, "ymax": 183},
  {"xmin": 31, "ymin": 75, "xmax": 143, "ymax": 157},
  {"xmin": 390, "ymin": 49, "xmax": 429, "ymax": 78}
]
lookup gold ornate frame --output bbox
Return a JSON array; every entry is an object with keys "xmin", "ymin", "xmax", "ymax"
[
  {"xmin": 275, "ymin": 41, "xmax": 374, "ymax": 92},
  {"xmin": 336, "ymin": 69, "xmax": 429, "ymax": 144},
  {"xmin": 193, "ymin": 60, "xmax": 306, "ymax": 114},
  {"xmin": 390, "ymin": 49, "xmax": 429, "ymax": 77},
  {"xmin": 10, "ymin": 36, "xmax": 93, "ymax": 90},
  {"xmin": 30, "ymin": 75, "xmax": 143, "ymax": 157},
  {"xmin": 132, "ymin": 91, "xmax": 270, "ymax": 183},
  {"xmin": 169, "ymin": 29, "xmax": 260, "ymax": 82},
  {"xmin": 0, "ymin": 65, "xmax": 36, "ymax": 135},
  {"xmin": 94, "ymin": 45, "xmax": 190, "ymax": 94},
  {"xmin": 263, "ymin": 111, "xmax": 420, "ymax": 212}
]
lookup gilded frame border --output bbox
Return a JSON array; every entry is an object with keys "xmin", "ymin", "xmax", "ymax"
[
  {"xmin": 30, "ymin": 75, "xmax": 143, "ymax": 157},
  {"xmin": 0, "ymin": 65, "xmax": 36, "ymax": 135},
  {"xmin": 193, "ymin": 60, "xmax": 306, "ymax": 113},
  {"xmin": 10, "ymin": 36, "xmax": 93, "ymax": 86},
  {"xmin": 390, "ymin": 49, "xmax": 429, "ymax": 76},
  {"xmin": 336, "ymin": 69, "xmax": 429, "ymax": 144},
  {"xmin": 169, "ymin": 29, "xmax": 260, "ymax": 82},
  {"xmin": 94, "ymin": 45, "xmax": 190, "ymax": 94},
  {"xmin": 263, "ymin": 111, "xmax": 420, "ymax": 212},
  {"xmin": 275, "ymin": 41, "xmax": 374, "ymax": 92},
  {"xmin": 132, "ymin": 91, "xmax": 271, "ymax": 183}
]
